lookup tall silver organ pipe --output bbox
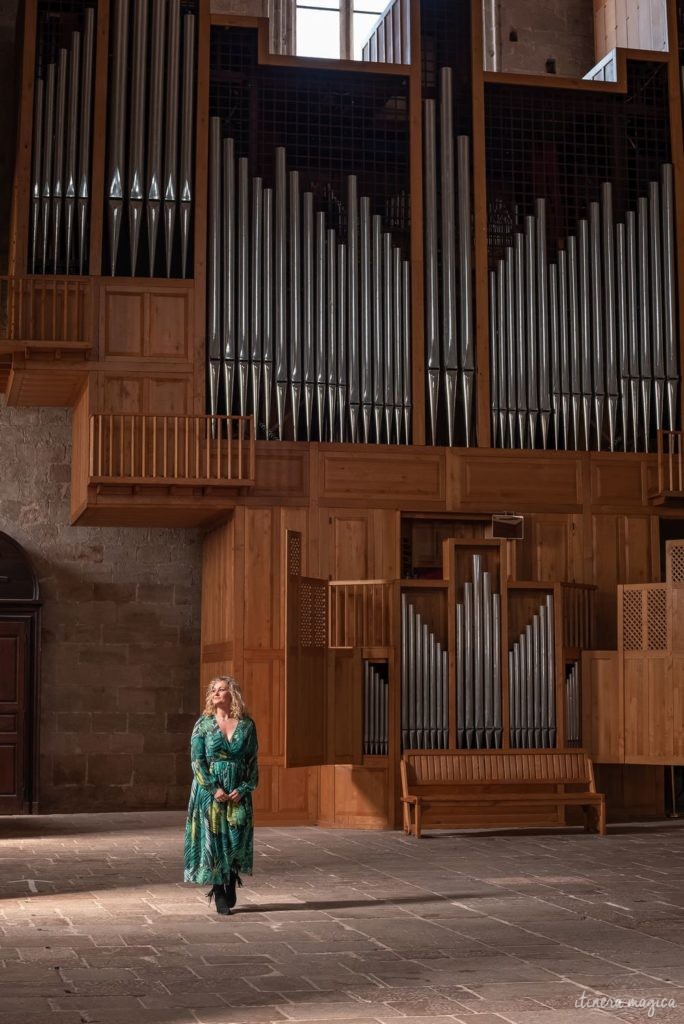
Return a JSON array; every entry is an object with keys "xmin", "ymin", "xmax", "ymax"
[
  {"xmin": 508, "ymin": 594, "xmax": 556, "ymax": 749},
  {"xmin": 401, "ymin": 597, "xmax": 448, "ymax": 749},
  {"xmin": 489, "ymin": 166, "xmax": 679, "ymax": 453},
  {"xmin": 206, "ymin": 139, "xmax": 411, "ymax": 437},
  {"xmin": 455, "ymin": 554, "xmax": 502, "ymax": 749},
  {"xmin": 64, "ymin": 33, "xmax": 80, "ymax": 273},
  {"xmin": 98, "ymin": 0, "xmax": 195, "ymax": 276},
  {"xmin": 78, "ymin": 7, "xmax": 95, "ymax": 274}
]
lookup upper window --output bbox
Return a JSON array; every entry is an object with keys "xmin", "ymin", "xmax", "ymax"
[{"xmin": 296, "ymin": 0, "xmax": 389, "ymax": 61}]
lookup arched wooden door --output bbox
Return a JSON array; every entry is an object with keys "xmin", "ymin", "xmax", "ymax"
[{"xmin": 0, "ymin": 533, "xmax": 41, "ymax": 813}]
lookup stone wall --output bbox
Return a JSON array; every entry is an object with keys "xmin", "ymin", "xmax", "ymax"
[
  {"xmin": 484, "ymin": 0, "xmax": 595, "ymax": 78},
  {"xmin": 0, "ymin": 400, "xmax": 203, "ymax": 812}
]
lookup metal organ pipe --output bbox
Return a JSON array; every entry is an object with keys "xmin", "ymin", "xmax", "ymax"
[
  {"xmin": 128, "ymin": 0, "xmax": 148, "ymax": 276},
  {"xmin": 64, "ymin": 33, "xmax": 80, "ymax": 273},
  {"xmin": 179, "ymin": 13, "xmax": 196, "ymax": 278},
  {"xmin": 662, "ymin": 165, "xmax": 678, "ymax": 431},
  {"xmin": 146, "ymin": 0, "xmax": 166, "ymax": 275},
  {"xmin": 78, "ymin": 6, "xmax": 95, "ymax": 275},
  {"xmin": 207, "ymin": 118, "xmax": 221, "ymax": 420},
  {"xmin": 237, "ymin": 157, "xmax": 250, "ymax": 416},
  {"xmin": 222, "ymin": 138, "xmax": 235, "ymax": 418},
  {"xmin": 52, "ymin": 49, "xmax": 68, "ymax": 274},
  {"xmin": 163, "ymin": 0, "xmax": 181, "ymax": 277},
  {"xmin": 107, "ymin": 0, "xmax": 128, "ymax": 274},
  {"xmin": 302, "ymin": 192, "xmax": 315, "ymax": 442},
  {"xmin": 347, "ymin": 176, "xmax": 360, "ymax": 442},
  {"xmin": 30, "ymin": 76, "xmax": 44, "ymax": 275},
  {"xmin": 423, "ymin": 98, "xmax": 440, "ymax": 445},
  {"xmin": 440, "ymin": 71, "xmax": 458, "ymax": 448}
]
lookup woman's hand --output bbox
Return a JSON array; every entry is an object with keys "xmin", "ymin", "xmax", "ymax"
[
  {"xmin": 227, "ymin": 789, "xmax": 242, "ymax": 802},
  {"xmin": 214, "ymin": 788, "xmax": 229, "ymax": 803}
]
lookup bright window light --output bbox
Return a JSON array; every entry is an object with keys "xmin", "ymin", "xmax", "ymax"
[{"xmin": 296, "ymin": 5, "xmax": 341, "ymax": 58}]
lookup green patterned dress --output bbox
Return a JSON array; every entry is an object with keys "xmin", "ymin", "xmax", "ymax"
[{"xmin": 184, "ymin": 714, "xmax": 259, "ymax": 885}]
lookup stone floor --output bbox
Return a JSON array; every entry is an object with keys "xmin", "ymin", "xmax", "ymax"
[{"xmin": 1, "ymin": 815, "xmax": 684, "ymax": 1024}]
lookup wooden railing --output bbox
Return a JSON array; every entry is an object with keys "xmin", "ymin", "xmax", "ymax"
[
  {"xmin": 655, "ymin": 429, "xmax": 684, "ymax": 497},
  {"xmin": 89, "ymin": 414, "xmax": 256, "ymax": 486},
  {"xmin": 361, "ymin": 0, "xmax": 410, "ymax": 64},
  {"xmin": 0, "ymin": 275, "xmax": 90, "ymax": 344},
  {"xmin": 329, "ymin": 580, "xmax": 393, "ymax": 648}
]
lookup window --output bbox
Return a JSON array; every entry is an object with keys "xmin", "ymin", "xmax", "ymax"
[{"xmin": 296, "ymin": 0, "xmax": 389, "ymax": 61}]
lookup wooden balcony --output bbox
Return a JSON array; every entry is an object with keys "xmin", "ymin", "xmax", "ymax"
[
  {"xmin": 72, "ymin": 410, "xmax": 256, "ymax": 527},
  {"xmin": 0, "ymin": 275, "xmax": 92, "ymax": 406},
  {"xmin": 649, "ymin": 430, "xmax": 684, "ymax": 505}
]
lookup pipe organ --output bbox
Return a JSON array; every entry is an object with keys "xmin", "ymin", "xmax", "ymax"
[{"xmin": 8, "ymin": 0, "xmax": 684, "ymax": 828}]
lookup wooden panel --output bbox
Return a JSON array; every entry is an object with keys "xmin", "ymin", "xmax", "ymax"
[
  {"xmin": 274, "ymin": 765, "xmax": 318, "ymax": 818},
  {"xmin": 592, "ymin": 514, "xmax": 654, "ymax": 649},
  {"xmin": 671, "ymin": 654, "xmax": 684, "ymax": 762},
  {"xmin": 148, "ymin": 291, "xmax": 191, "ymax": 358},
  {"xmin": 327, "ymin": 648, "xmax": 363, "ymax": 765},
  {"xmin": 146, "ymin": 378, "xmax": 191, "ymax": 415},
  {"xmin": 253, "ymin": 444, "xmax": 310, "ymax": 500},
  {"xmin": 102, "ymin": 289, "xmax": 145, "ymax": 356},
  {"xmin": 320, "ymin": 449, "xmax": 446, "ymax": 506},
  {"xmin": 100, "ymin": 376, "xmax": 144, "ymax": 413},
  {"xmin": 582, "ymin": 650, "xmax": 623, "ymax": 763},
  {"xmin": 201, "ymin": 520, "xmax": 234, "ymax": 649},
  {"xmin": 284, "ymin": 573, "xmax": 327, "ymax": 768},
  {"xmin": 456, "ymin": 453, "xmax": 583, "ymax": 510},
  {"xmin": 590, "ymin": 456, "xmax": 646, "ymax": 506},
  {"xmin": 243, "ymin": 656, "xmax": 283, "ymax": 759},
  {"xmin": 515, "ymin": 514, "xmax": 583, "ymax": 583},
  {"xmin": 624, "ymin": 656, "xmax": 673, "ymax": 762},
  {"xmin": 330, "ymin": 514, "xmax": 370, "ymax": 580},
  {"xmin": 326, "ymin": 764, "xmax": 390, "ymax": 827},
  {"xmin": 244, "ymin": 508, "xmax": 279, "ymax": 650}
]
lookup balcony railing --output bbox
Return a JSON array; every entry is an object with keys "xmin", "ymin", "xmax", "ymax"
[
  {"xmin": 0, "ymin": 275, "xmax": 90, "ymax": 345},
  {"xmin": 89, "ymin": 414, "xmax": 255, "ymax": 486},
  {"xmin": 329, "ymin": 580, "xmax": 393, "ymax": 648}
]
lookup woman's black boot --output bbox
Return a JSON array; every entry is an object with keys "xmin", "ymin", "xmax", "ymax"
[
  {"xmin": 226, "ymin": 869, "xmax": 242, "ymax": 910},
  {"xmin": 206, "ymin": 884, "xmax": 231, "ymax": 915}
]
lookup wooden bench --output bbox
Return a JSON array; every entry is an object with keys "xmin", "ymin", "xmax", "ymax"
[{"xmin": 400, "ymin": 749, "xmax": 606, "ymax": 837}]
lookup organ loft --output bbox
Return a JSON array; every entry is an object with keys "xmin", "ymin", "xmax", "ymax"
[{"xmin": 2, "ymin": 0, "xmax": 684, "ymax": 828}]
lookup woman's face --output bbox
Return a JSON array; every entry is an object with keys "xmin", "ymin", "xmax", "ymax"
[{"xmin": 211, "ymin": 682, "xmax": 231, "ymax": 711}]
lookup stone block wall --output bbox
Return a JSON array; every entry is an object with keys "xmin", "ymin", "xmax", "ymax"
[
  {"xmin": 0, "ymin": 400, "xmax": 203, "ymax": 812},
  {"xmin": 485, "ymin": 0, "xmax": 595, "ymax": 78}
]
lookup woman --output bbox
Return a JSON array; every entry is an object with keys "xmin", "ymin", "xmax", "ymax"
[{"xmin": 184, "ymin": 676, "xmax": 258, "ymax": 915}]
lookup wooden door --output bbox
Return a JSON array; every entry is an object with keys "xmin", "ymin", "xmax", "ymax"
[
  {"xmin": 0, "ymin": 621, "xmax": 27, "ymax": 814},
  {"xmin": 284, "ymin": 550, "xmax": 364, "ymax": 768}
]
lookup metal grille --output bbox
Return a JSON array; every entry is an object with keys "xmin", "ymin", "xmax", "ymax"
[
  {"xmin": 210, "ymin": 26, "xmax": 411, "ymax": 243},
  {"xmin": 300, "ymin": 579, "xmax": 327, "ymax": 647},
  {"xmin": 647, "ymin": 587, "xmax": 668, "ymax": 651},
  {"xmin": 287, "ymin": 531, "xmax": 302, "ymax": 577},
  {"xmin": 485, "ymin": 60, "xmax": 671, "ymax": 259},
  {"xmin": 622, "ymin": 589, "xmax": 644, "ymax": 650},
  {"xmin": 667, "ymin": 541, "xmax": 684, "ymax": 583}
]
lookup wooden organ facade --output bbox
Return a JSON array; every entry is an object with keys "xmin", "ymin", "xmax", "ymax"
[{"xmin": 5, "ymin": 0, "xmax": 684, "ymax": 825}]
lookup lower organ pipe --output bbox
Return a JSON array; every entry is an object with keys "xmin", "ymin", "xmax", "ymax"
[
  {"xmin": 508, "ymin": 595, "xmax": 556, "ymax": 749},
  {"xmin": 455, "ymin": 555, "xmax": 503, "ymax": 750},
  {"xmin": 400, "ymin": 598, "xmax": 449, "ymax": 750}
]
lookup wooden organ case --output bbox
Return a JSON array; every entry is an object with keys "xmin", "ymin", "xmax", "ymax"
[{"xmin": 5, "ymin": 0, "xmax": 684, "ymax": 826}]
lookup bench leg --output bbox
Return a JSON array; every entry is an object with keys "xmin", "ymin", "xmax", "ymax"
[
  {"xmin": 414, "ymin": 801, "xmax": 422, "ymax": 838},
  {"xmin": 598, "ymin": 798, "xmax": 606, "ymax": 837},
  {"xmin": 402, "ymin": 801, "xmax": 410, "ymax": 834}
]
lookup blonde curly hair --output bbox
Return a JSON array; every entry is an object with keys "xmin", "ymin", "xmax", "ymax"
[{"xmin": 202, "ymin": 675, "xmax": 248, "ymax": 718}]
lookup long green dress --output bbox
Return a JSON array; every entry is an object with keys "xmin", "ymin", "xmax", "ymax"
[{"xmin": 183, "ymin": 714, "xmax": 259, "ymax": 884}]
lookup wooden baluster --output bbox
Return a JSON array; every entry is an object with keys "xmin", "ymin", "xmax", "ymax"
[
  {"xmin": 163, "ymin": 417, "xmax": 168, "ymax": 478},
  {"xmin": 62, "ymin": 281, "xmax": 68, "ymax": 340},
  {"xmin": 107, "ymin": 414, "xmax": 112, "ymax": 477},
  {"xmin": 205, "ymin": 417, "xmax": 210, "ymax": 479},
  {"xmin": 195, "ymin": 417, "xmax": 200, "ymax": 479},
  {"xmin": 217, "ymin": 416, "xmax": 222, "ymax": 480},
  {"xmin": 678, "ymin": 433, "xmax": 683, "ymax": 492},
  {"xmin": 152, "ymin": 416, "xmax": 157, "ymax": 478},
  {"xmin": 238, "ymin": 417, "xmax": 243, "ymax": 480},
  {"xmin": 141, "ymin": 416, "xmax": 146, "ymax": 478},
  {"xmin": 16, "ymin": 278, "xmax": 23, "ymax": 340},
  {"xmin": 118, "ymin": 415, "xmax": 123, "ymax": 476},
  {"xmin": 184, "ymin": 418, "xmax": 189, "ymax": 477},
  {"xmin": 52, "ymin": 279, "xmax": 57, "ymax": 340},
  {"xmin": 130, "ymin": 415, "xmax": 135, "ymax": 477},
  {"xmin": 89, "ymin": 415, "xmax": 95, "ymax": 476},
  {"xmin": 174, "ymin": 417, "xmax": 178, "ymax": 477}
]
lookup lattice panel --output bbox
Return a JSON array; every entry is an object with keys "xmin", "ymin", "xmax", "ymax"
[
  {"xmin": 666, "ymin": 541, "xmax": 684, "ymax": 584},
  {"xmin": 300, "ymin": 580, "xmax": 328, "ymax": 648},
  {"xmin": 622, "ymin": 589, "xmax": 644, "ymax": 651},
  {"xmin": 287, "ymin": 531, "xmax": 302, "ymax": 577},
  {"xmin": 646, "ymin": 587, "xmax": 668, "ymax": 651}
]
